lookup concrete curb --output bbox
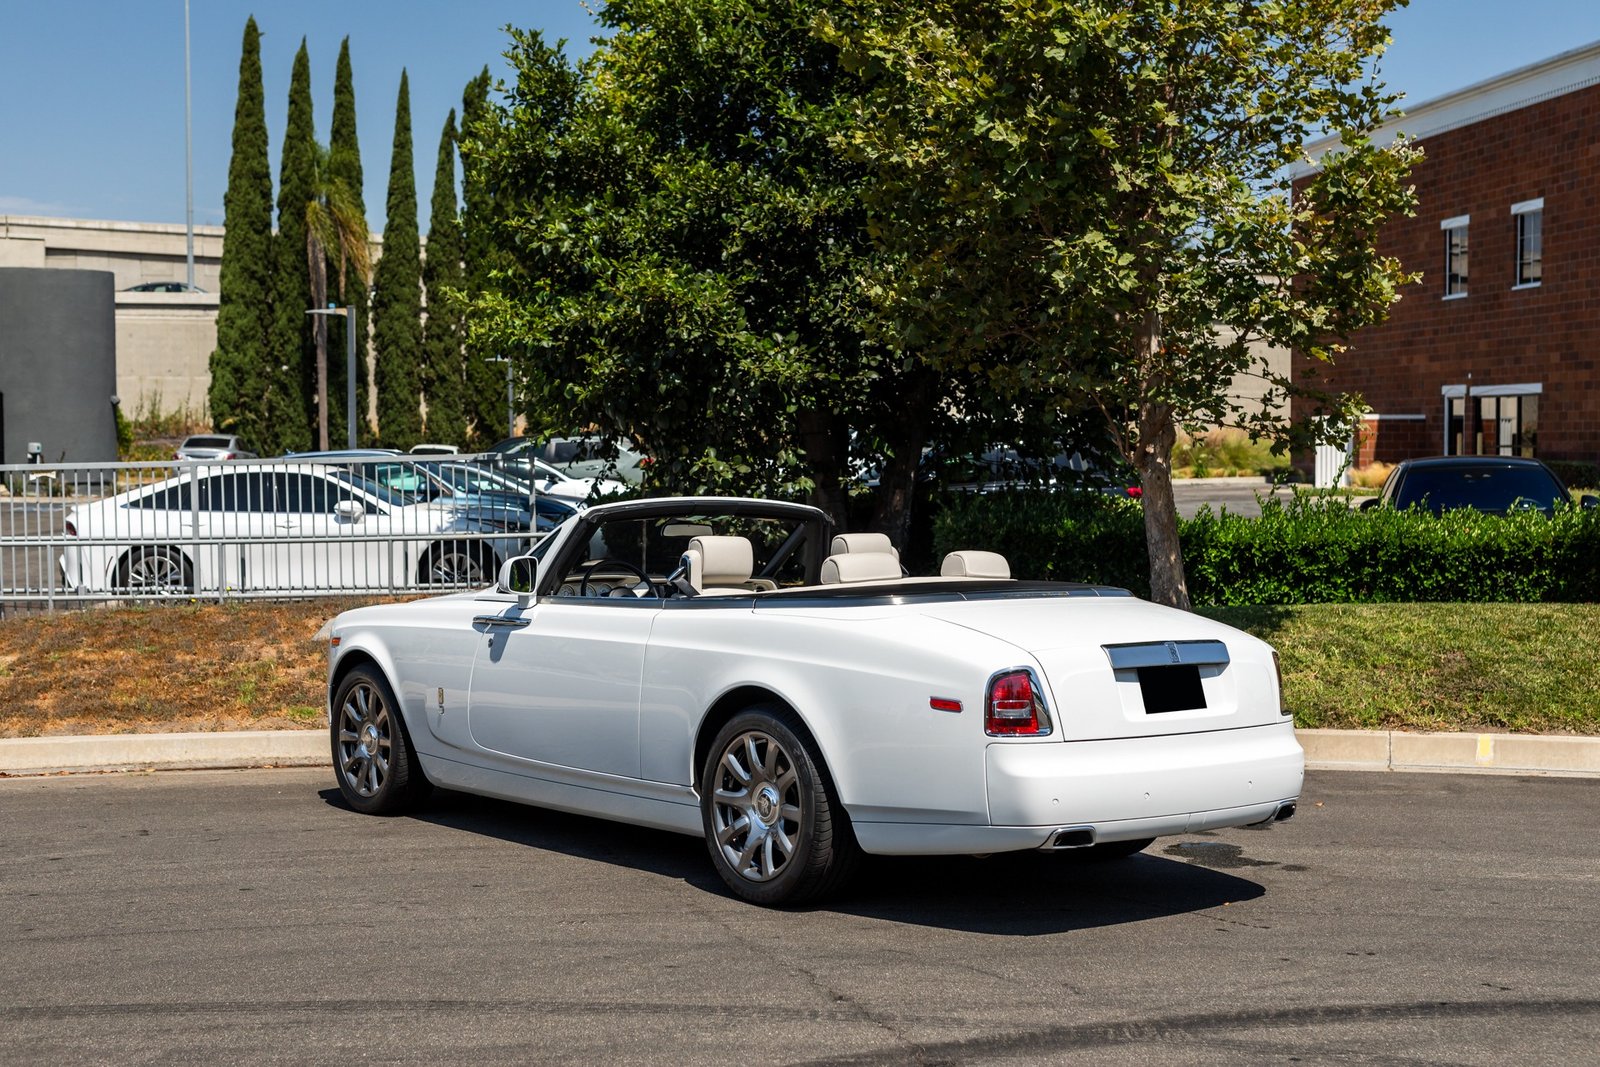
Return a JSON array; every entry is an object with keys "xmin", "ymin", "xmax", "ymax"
[
  {"xmin": 2, "ymin": 727, "xmax": 1598, "ymax": 779},
  {"xmin": 0, "ymin": 730, "xmax": 326, "ymax": 776},
  {"xmin": 1297, "ymin": 728, "xmax": 1600, "ymax": 777}
]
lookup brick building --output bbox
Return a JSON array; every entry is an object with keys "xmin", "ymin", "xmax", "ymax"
[{"xmin": 1294, "ymin": 41, "xmax": 1600, "ymax": 470}]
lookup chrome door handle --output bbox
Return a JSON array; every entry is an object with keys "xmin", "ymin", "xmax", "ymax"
[{"xmin": 473, "ymin": 615, "xmax": 530, "ymax": 629}]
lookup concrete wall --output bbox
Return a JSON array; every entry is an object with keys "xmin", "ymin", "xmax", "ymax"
[
  {"xmin": 0, "ymin": 268, "xmax": 120, "ymax": 464},
  {"xmin": 1, "ymin": 216, "xmax": 222, "ymax": 420}
]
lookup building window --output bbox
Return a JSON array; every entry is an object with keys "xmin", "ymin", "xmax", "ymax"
[
  {"xmin": 1441, "ymin": 215, "xmax": 1469, "ymax": 298},
  {"xmin": 1444, "ymin": 386, "xmax": 1541, "ymax": 456},
  {"xmin": 1512, "ymin": 198, "xmax": 1543, "ymax": 288}
]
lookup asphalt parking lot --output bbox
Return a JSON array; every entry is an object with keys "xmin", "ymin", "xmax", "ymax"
[{"xmin": 2, "ymin": 767, "xmax": 1596, "ymax": 1063}]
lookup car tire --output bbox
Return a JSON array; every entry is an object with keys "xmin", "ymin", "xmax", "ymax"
[
  {"xmin": 331, "ymin": 665, "xmax": 431, "ymax": 815},
  {"xmin": 700, "ymin": 706, "xmax": 860, "ymax": 906},
  {"xmin": 1081, "ymin": 837, "xmax": 1155, "ymax": 860},
  {"xmin": 420, "ymin": 543, "xmax": 494, "ymax": 587},
  {"xmin": 114, "ymin": 546, "xmax": 194, "ymax": 595}
]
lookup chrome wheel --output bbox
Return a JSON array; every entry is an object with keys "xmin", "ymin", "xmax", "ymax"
[
  {"xmin": 710, "ymin": 729, "xmax": 804, "ymax": 884},
  {"xmin": 426, "ymin": 546, "xmax": 488, "ymax": 586},
  {"xmin": 337, "ymin": 680, "xmax": 392, "ymax": 798},
  {"xmin": 118, "ymin": 547, "xmax": 192, "ymax": 594}
]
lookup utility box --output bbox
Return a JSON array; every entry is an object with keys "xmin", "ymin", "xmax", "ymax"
[{"xmin": 0, "ymin": 267, "xmax": 119, "ymax": 465}]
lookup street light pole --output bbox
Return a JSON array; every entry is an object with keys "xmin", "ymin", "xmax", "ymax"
[
  {"xmin": 307, "ymin": 306, "xmax": 359, "ymax": 449},
  {"xmin": 183, "ymin": 0, "xmax": 195, "ymax": 291}
]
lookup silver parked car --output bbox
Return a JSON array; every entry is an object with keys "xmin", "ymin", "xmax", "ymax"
[{"xmin": 174, "ymin": 435, "xmax": 257, "ymax": 461}]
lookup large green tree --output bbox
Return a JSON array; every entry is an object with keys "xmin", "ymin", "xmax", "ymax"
[
  {"xmin": 826, "ymin": 0, "xmax": 1419, "ymax": 607},
  {"xmin": 422, "ymin": 109, "xmax": 467, "ymax": 446},
  {"xmin": 465, "ymin": 1, "xmax": 982, "ymax": 535},
  {"xmin": 325, "ymin": 37, "xmax": 369, "ymax": 448},
  {"xmin": 372, "ymin": 70, "xmax": 424, "ymax": 448},
  {"xmin": 458, "ymin": 66, "xmax": 507, "ymax": 448},
  {"xmin": 266, "ymin": 38, "xmax": 318, "ymax": 456},
  {"xmin": 208, "ymin": 16, "xmax": 274, "ymax": 447}
]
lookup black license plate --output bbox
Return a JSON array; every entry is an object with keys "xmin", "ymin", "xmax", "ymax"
[{"xmin": 1138, "ymin": 664, "xmax": 1206, "ymax": 713}]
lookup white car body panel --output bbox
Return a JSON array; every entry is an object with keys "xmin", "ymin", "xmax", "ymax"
[
  {"xmin": 60, "ymin": 464, "xmax": 516, "ymax": 593},
  {"xmin": 325, "ymin": 498, "xmax": 1303, "ymax": 861}
]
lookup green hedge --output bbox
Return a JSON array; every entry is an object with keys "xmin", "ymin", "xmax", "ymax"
[
  {"xmin": 931, "ymin": 490, "xmax": 1600, "ymax": 605},
  {"xmin": 1547, "ymin": 460, "xmax": 1600, "ymax": 491}
]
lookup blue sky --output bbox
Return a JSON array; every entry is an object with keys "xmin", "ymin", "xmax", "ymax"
[{"xmin": 2, "ymin": 1, "xmax": 1598, "ymax": 234}]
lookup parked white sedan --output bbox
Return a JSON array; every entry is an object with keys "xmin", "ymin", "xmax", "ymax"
[
  {"xmin": 323, "ymin": 496, "xmax": 1302, "ymax": 905},
  {"xmin": 60, "ymin": 463, "xmax": 523, "ymax": 595}
]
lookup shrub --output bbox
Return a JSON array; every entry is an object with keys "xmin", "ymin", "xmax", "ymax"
[
  {"xmin": 931, "ymin": 488, "xmax": 1600, "ymax": 604},
  {"xmin": 1547, "ymin": 459, "xmax": 1600, "ymax": 491},
  {"xmin": 1172, "ymin": 428, "xmax": 1293, "ymax": 478}
]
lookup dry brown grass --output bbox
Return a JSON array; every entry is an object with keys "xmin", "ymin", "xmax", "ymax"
[
  {"xmin": 0, "ymin": 601, "xmax": 371, "ymax": 737},
  {"xmin": 1348, "ymin": 461, "xmax": 1395, "ymax": 489}
]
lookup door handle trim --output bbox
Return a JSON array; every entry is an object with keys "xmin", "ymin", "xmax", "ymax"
[{"xmin": 473, "ymin": 615, "xmax": 530, "ymax": 629}]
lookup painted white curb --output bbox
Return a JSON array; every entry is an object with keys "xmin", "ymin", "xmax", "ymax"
[
  {"xmin": 1298, "ymin": 728, "xmax": 1600, "ymax": 777},
  {"xmin": 0, "ymin": 730, "xmax": 327, "ymax": 776},
  {"xmin": 2, "ymin": 728, "xmax": 1597, "ymax": 778}
]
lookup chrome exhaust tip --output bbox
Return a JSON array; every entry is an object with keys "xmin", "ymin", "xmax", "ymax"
[
  {"xmin": 1274, "ymin": 802, "xmax": 1297, "ymax": 822},
  {"xmin": 1046, "ymin": 827, "xmax": 1096, "ymax": 849}
]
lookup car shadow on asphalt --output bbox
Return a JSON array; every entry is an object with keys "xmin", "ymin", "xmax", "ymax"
[{"xmin": 320, "ymin": 787, "xmax": 1266, "ymax": 935}]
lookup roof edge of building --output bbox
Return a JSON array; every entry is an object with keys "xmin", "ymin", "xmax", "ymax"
[{"xmin": 1293, "ymin": 37, "xmax": 1600, "ymax": 177}]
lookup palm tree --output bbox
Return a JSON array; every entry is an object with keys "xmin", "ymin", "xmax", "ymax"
[{"xmin": 306, "ymin": 143, "xmax": 372, "ymax": 450}]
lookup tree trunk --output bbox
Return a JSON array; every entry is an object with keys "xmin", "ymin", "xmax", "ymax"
[
  {"xmin": 308, "ymin": 236, "xmax": 330, "ymax": 451},
  {"xmin": 1134, "ymin": 399, "xmax": 1190, "ymax": 610},
  {"xmin": 869, "ymin": 374, "xmax": 935, "ymax": 551},
  {"xmin": 795, "ymin": 408, "xmax": 848, "ymax": 532}
]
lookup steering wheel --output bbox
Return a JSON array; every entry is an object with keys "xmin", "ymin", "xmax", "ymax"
[{"xmin": 578, "ymin": 558, "xmax": 657, "ymax": 598}]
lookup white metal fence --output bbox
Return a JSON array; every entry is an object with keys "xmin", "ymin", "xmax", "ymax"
[{"xmin": 0, "ymin": 455, "xmax": 551, "ymax": 613}]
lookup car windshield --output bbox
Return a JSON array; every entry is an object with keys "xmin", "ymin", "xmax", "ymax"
[
  {"xmin": 576, "ymin": 512, "xmax": 815, "ymax": 586},
  {"xmin": 1394, "ymin": 465, "xmax": 1566, "ymax": 513},
  {"xmin": 326, "ymin": 468, "xmax": 411, "ymax": 508}
]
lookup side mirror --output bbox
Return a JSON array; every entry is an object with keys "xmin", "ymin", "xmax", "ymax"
[
  {"xmin": 1582, "ymin": 495, "xmax": 1599, "ymax": 510},
  {"xmin": 497, "ymin": 554, "xmax": 538, "ymax": 609},
  {"xmin": 1359, "ymin": 498, "xmax": 1379, "ymax": 512},
  {"xmin": 334, "ymin": 500, "xmax": 366, "ymax": 523}
]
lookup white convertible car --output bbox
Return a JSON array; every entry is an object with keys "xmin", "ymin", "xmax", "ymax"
[{"xmin": 324, "ymin": 496, "xmax": 1302, "ymax": 905}]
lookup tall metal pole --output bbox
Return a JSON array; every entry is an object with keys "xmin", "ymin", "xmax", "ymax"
[
  {"xmin": 183, "ymin": 0, "xmax": 195, "ymax": 290},
  {"xmin": 346, "ymin": 306, "xmax": 358, "ymax": 449}
]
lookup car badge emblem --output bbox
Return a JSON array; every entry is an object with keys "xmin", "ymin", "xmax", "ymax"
[{"xmin": 1166, "ymin": 641, "xmax": 1180, "ymax": 664}]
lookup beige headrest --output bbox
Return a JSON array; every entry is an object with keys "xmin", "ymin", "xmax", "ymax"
[
  {"xmin": 820, "ymin": 552, "xmax": 903, "ymax": 584},
  {"xmin": 687, "ymin": 535, "xmax": 753, "ymax": 587},
  {"xmin": 829, "ymin": 532, "xmax": 898, "ymax": 560},
  {"xmin": 940, "ymin": 550, "xmax": 1010, "ymax": 579}
]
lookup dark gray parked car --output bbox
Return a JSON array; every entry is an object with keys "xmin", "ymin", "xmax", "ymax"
[{"xmin": 1361, "ymin": 456, "xmax": 1596, "ymax": 515}]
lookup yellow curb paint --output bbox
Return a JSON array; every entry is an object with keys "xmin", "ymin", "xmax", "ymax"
[{"xmin": 1476, "ymin": 734, "xmax": 1495, "ymax": 764}]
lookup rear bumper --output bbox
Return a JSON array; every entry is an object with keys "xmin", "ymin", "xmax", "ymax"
[{"xmin": 851, "ymin": 720, "xmax": 1303, "ymax": 856}]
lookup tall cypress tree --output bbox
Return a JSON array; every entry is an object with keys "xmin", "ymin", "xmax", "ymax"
[
  {"xmin": 371, "ymin": 69, "xmax": 424, "ymax": 448},
  {"xmin": 458, "ymin": 66, "xmax": 507, "ymax": 447},
  {"xmin": 208, "ymin": 17, "xmax": 274, "ymax": 447},
  {"xmin": 325, "ymin": 37, "xmax": 368, "ymax": 448},
  {"xmin": 422, "ymin": 109, "xmax": 466, "ymax": 446},
  {"xmin": 267, "ymin": 39, "xmax": 317, "ymax": 455}
]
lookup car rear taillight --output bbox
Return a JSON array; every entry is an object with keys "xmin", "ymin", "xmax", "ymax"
[
  {"xmin": 64, "ymin": 519, "xmax": 77, "ymax": 537},
  {"xmin": 1272, "ymin": 650, "xmax": 1289, "ymax": 716},
  {"xmin": 173, "ymin": 452, "xmax": 183, "ymax": 461},
  {"xmin": 985, "ymin": 669, "xmax": 1053, "ymax": 736},
  {"xmin": 1125, "ymin": 486, "xmax": 1143, "ymax": 498}
]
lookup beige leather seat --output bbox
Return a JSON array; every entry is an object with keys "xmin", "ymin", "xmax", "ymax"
[
  {"xmin": 829, "ymin": 532, "xmax": 899, "ymax": 561},
  {"xmin": 820, "ymin": 551, "xmax": 903, "ymax": 584},
  {"xmin": 940, "ymin": 550, "xmax": 1011, "ymax": 579},
  {"xmin": 680, "ymin": 535, "xmax": 771, "ymax": 595}
]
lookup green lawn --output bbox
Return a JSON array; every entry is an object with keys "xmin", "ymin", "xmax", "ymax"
[{"xmin": 1204, "ymin": 602, "xmax": 1600, "ymax": 735}]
